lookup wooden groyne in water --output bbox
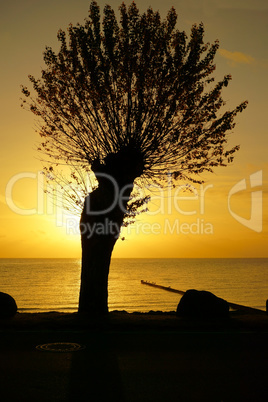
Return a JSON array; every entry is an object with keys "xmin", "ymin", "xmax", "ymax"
[
  {"xmin": 141, "ymin": 280, "xmax": 266, "ymax": 314},
  {"xmin": 141, "ymin": 280, "xmax": 185, "ymax": 296}
]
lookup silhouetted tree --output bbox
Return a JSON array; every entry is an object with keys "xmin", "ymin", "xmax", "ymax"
[{"xmin": 22, "ymin": 1, "xmax": 247, "ymax": 314}]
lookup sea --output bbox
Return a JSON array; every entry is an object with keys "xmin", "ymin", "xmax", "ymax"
[{"xmin": 0, "ymin": 258, "xmax": 267, "ymax": 313}]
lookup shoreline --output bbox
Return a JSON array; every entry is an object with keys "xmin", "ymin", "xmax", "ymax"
[{"xmin": 1, "ymin": 309, "xmax": 268, "ymax": 332}]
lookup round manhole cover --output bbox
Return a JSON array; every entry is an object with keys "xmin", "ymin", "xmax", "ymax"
[{"xmin": 36, "ymin": 342, "xmax": 85, "ymax": 352}]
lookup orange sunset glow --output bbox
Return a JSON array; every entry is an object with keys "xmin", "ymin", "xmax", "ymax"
[{"xmin": 0, "ymin": 0, "xmax": 267, "ymax": 258}]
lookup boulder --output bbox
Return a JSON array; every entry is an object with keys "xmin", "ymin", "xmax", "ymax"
[
  {"xmin": 176, "ymin": 289, "xmax": 229, "ymax": 319},
  {"xmin": 0, "ymin": 292, "xmax": 17, "ymax": 319}
]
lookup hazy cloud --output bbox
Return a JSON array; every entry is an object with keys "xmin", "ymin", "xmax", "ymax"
[{"xmin": 219, "ymin": 48, "xmax": 255, "ymax": 66}]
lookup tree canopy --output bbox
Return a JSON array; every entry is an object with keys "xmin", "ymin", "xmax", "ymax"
[{"xmin": 22, "ymin": 1, "xmax": 247, "ymax": 191}]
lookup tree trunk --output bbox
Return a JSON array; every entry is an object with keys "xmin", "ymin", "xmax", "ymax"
[
  {"xmin": 78, "ymin": 225, "xmax": 118, "ymax": 315},
  {"xmin": 78, "ymin": 148, "xmax": 144, "ymax": 315},
  {"xmin": 78, "ymin": 184, "xmax": 131, "ymax": 314},
  {"xmin": 78, "ymin": 189, "xmax": 128, "ymax": 314}
]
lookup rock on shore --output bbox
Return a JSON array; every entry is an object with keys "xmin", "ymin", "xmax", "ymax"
[
  {"xmin": 176, "ymin": 289, "xmax": 229, "ymax": 319},
  {"xmin": 0, "ymin": 292, "xmax": 17, "ymax": 319}
]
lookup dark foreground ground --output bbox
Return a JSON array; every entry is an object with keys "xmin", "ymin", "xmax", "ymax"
[{"xmin": 0, "ymin": 310, "xmax": 268, "ymax": 401}]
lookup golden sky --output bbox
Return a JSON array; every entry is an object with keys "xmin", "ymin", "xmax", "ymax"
[{"xmin": 0, "ymin": 0, "xmax": 267, "ymax": 258}]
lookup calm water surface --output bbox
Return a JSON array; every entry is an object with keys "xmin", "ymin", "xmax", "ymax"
[{"xmin": 0, "ymin": 258, "xmax": 267, "ymax": 312}]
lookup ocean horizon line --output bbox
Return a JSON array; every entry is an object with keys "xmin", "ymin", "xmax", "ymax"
[{"xmin": 0, "ymin": 257, "xmax": 267, "ymax": 260}]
